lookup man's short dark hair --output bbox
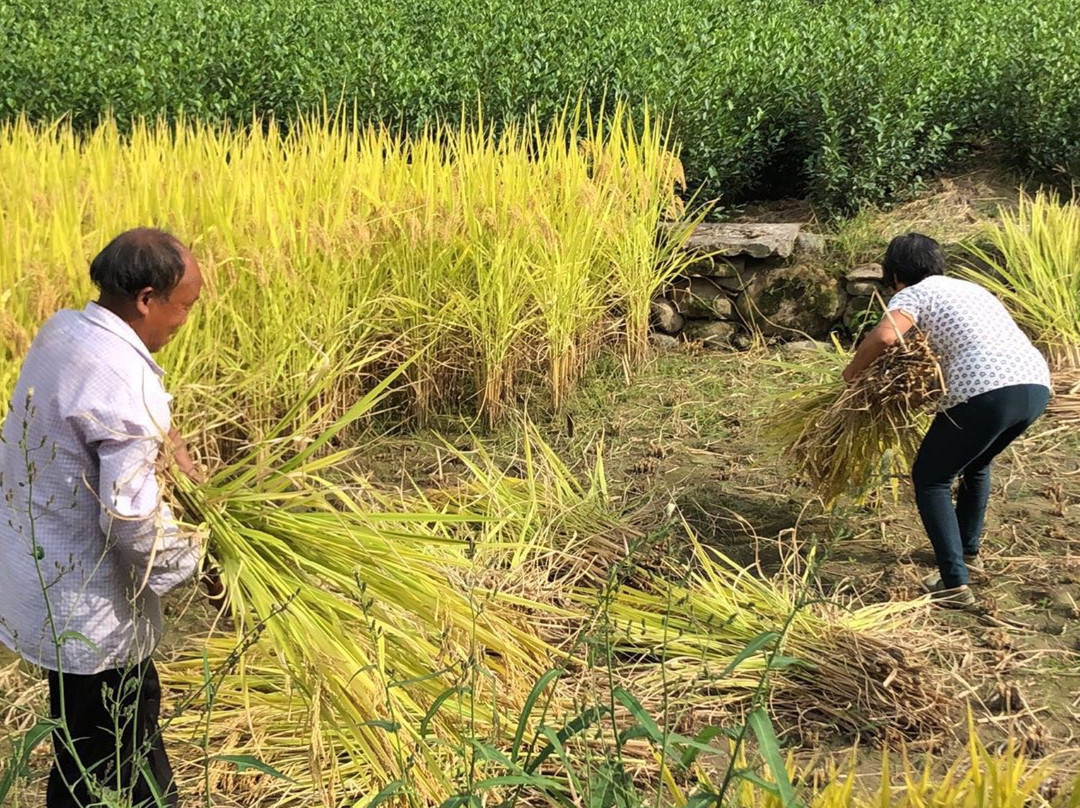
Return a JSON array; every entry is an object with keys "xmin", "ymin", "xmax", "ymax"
[
  {"xmin": 89, "ymin": 228, "xmax": 188, "ymax": 300},
  {"xmin": 882, "ymin": 232, "xmax": 946, "ymax": 288}
]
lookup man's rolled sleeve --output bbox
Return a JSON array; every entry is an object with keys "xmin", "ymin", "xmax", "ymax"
[{"xmin": 97, "ymin": 432, "xmax": 200, "ymax": 596}]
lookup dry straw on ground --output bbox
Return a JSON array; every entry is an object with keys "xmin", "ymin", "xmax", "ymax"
[{"xmin": 1050, "ymin": 368, "xmax": 1080, "ymax": 425}]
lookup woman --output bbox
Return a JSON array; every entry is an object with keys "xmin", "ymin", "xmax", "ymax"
[{"xmin": 842, "ymin": 233, "xmax": 1051, "ymax": 607}]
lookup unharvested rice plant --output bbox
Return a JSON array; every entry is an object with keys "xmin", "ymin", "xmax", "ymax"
[
  {"xmin": 962, "ymin": 192, "xmax": 1080, "ymax": 372},
  {"xmin": 0, "ymin": 107, "xmax": 694, "ymax": 440},
  {"xmin": 4, "ymin": 0, "xmax": 1080, "ymax": 208},
  {"xmin": 2, "ymin": 1, "xmax": 1080, "ymax": 804}
]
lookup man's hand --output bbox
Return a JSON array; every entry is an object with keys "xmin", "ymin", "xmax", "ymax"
[
  {"xmin": 201, "ymin": 561, "xmax": 230, "ymax": 615},
  {"xmin": 164, "ymin": 429, "xmax": 223, "ymax": 612},
  {"xmin": 167, "ymin": 427, "xmax": 204, "ymax": 484}
]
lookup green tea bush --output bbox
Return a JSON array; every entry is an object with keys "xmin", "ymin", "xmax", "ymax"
[{"xmin": 0, "ymin": 0, "xmax": 1076, "ymax": 209}]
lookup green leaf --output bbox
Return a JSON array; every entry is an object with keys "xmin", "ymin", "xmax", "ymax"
[
  {"xmin": 361, "ymin": 720, "xmax": 401, "ymax": 733},
  {"xmin": 684, "ymin": 793, "xmax": 718, "ymax": 808},
  {"xmin": 473, "ymin": 773, "xmax": 562, "ymax": 789},
  {"xmin": 679, "ymin": 726, "xmax": 730, "ymax": 769},
  {"xmin": 135, "ymin": 756, "xmax": 168, "ymax": 807},
  {"xmin": 365, "ymin": 779, "xmax": 406, "ymax": 807},
  {"xmin": 768, "ymin": 655, "xmax": 810, "ymax": 671},
  {"xmin": 420, "ymin": 686, "xmax": 462, "ymax": 738},
  {"xmin": 511, "ymin": 667, "xmax": 562, "ymax": 763},
  {"xmin": 746, "ymin": 708, "xmax": 801, "ymax": 808},
  {"xmin": 469, "ymin": 741, "xmax": 515, "ymax": 768},
  {"xmin": 614, "ymin": 687, "xmax": 664, "ymax": 744},
  {"xmin": 209, "ymin": 754, "xmax": 300, "ymax": 785},
  {"xmin": 534, "ymin": 724, "xmax": 585, "ymax": 796},
  {"xmin": 720, "ymin": 632, "xmax": 779, "ymax": 677},
  {"xmin": 0, "ymin": 719, "xmax": 58, "ymax": 802},
  {"xmin": 731, "ymin": 768, "xmax": 780, "ymax": 794},
  {"xmin": 437, "ymin": 796, "xmax": 478, "ymax": 808},
  {"xmin": 526, "ymin": 705, "xmax": 607, "ymax": 773}
]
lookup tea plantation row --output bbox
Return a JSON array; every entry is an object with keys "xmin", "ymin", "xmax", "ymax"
[{"xmin": 2, "ymin": 0, "xmax": 1077, "ymax": 207}]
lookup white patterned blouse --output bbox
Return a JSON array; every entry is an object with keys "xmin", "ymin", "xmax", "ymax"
[{"xmin": 887, "ymin": 275, "xmax": 1051, "ymax": 411}]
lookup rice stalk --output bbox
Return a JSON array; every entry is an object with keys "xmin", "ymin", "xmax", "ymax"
[
  {"xmin": 165, "ymin": 367, "xmax": 575, "ymax": 802},
  {"xmin": 677, "ymin": 717, "xmax": 1067, "ymax": 808},
  {"xmin": 601, "ymin": 530, "xmax": 954, "ymax": 742},
  {"xmin": 766, "ymin": 331, "xmax": 944, "ymax": 506},
  {"xmin": 0, "ymin": 106, "xmax": 692, "ymax": 448},
  {"xmin": 962, "ymin": 190, "xmax": 1080, "ymax": 370},
  {"xmin": 1049, "ymin": 366, "xmax": 1080, "ymax": 425}
]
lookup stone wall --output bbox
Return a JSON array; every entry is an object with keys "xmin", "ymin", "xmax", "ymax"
[{"xmin": 651, "ymin": 223, "xmax": 890, "ymax": 348}]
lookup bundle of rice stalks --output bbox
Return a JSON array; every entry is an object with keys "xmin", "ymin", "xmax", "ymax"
[
  {"xmin": 768, "ymin": 330, "xmax": 945, "ymax": 506},
  {"xmin": 601, "ymin": 532, "xmax": 955, "ymax": 743},
  {"xmin": 167, "ymin": 371, "xmax": 577, "ymax": 802},
  {"xmin": 423, "ymin": 423, "xmax": 633, "ymax": 587}
]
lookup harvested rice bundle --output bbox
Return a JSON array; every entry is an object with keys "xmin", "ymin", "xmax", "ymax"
[
  {"xmin": 164, "ymin": 371, "xmax": 569, "ymax": 801},
  {"xmin": 770, "ymin": 329, "xmax": 945, "ymax": 505},
  {"xmin": 601, "ymin": 533, "xmax": 955, "ymax": 742}
]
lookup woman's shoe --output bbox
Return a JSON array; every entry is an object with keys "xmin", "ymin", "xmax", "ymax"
[
  {"xmin": 923, "ymin": 554, "xmax": 985, "ymax": 589},
  {"xmin": 922, "ymin": 578, "xmax": 976, "ymax": 608}
]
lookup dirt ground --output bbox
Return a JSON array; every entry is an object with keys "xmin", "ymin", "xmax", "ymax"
[
  {"xmin": 344, "ymin": 335, "xmax": 1080, "ymax": 782},
  {"xmin": 557, "ymin": 346, "xmax": 1080, "ymax": 760}
]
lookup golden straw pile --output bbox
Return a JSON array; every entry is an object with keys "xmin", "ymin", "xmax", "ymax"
[
  {"xmin": 1049, "ymin": 368, "xmax": 1080, "ymax": 425},
  {"xmin": 602, "ymin": 536, "xmax": 954, "ymax": 742},
  {"xmin": 769, "ymin": 329, "xmax": 945, "ymax": 506}
]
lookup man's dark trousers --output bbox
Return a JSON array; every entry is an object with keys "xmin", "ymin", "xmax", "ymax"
[{"xmin": 47, "ymin": 658, "xmax": 177, "ymax": 807}]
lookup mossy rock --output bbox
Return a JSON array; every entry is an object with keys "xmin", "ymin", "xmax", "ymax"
[
  {"xmin": 737, "ymin": 264, "xmax": 844, "ymax": 338},
  {"xmin": 682, "ymin": 319, "xmax": 737, "ymax": 347},
  {"xmin": 843, "ymin": 295, "xmax": 879, "ymax": 334}
]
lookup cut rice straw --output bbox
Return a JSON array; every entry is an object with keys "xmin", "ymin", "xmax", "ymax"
[
  {"xmin": 1049, "ymin": 367, "xmax": 1080, "ymax": 426},
  {"xmin": 767, "ymin": 321, "xmax": 945, "ymax": 507}
]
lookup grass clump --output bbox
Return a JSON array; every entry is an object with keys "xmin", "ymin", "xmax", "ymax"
[{"xmin": 962, "ymin": 191, "xmax": 1080, "ymax": 370}]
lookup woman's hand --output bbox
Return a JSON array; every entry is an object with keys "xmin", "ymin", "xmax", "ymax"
[{"xmin": 842, "ymin": 310, "xmax": 915, "ymax": 384}]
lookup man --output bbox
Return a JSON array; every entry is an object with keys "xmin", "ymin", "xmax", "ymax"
[{"xmin": 0, "ymin": 228, "xmax": 205, "ymax": 806}]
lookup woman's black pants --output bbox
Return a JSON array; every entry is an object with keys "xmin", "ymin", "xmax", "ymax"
[{"xmin": 912, "ymin": 384, "xmax": 1050, "ymax": 588}]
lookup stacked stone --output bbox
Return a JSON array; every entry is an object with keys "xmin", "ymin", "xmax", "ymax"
[
  {"xmin": 650, "ymin": 223, "xmax": 888, "ymax": 348},
  {"xmin": 842, "ymin": 263, "xmax": 889, "ymax": 332}
]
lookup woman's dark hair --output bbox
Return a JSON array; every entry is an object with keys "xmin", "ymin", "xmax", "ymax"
[
  {"xmin": 89, "ymin": 228, "xmax": 187, "ymax": 300},
  {"xmin": 882, "ymin": 232, "xmax": 946, "ymax": 288}
]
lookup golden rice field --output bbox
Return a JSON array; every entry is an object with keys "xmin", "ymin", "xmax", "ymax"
[
  {"xmin": 3, "ymin": 114, "xmax": 1080, "ymax": 807},
  {"xmin": 0, "ymin": 106, "xmax": 694, "ymax": 442}
]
